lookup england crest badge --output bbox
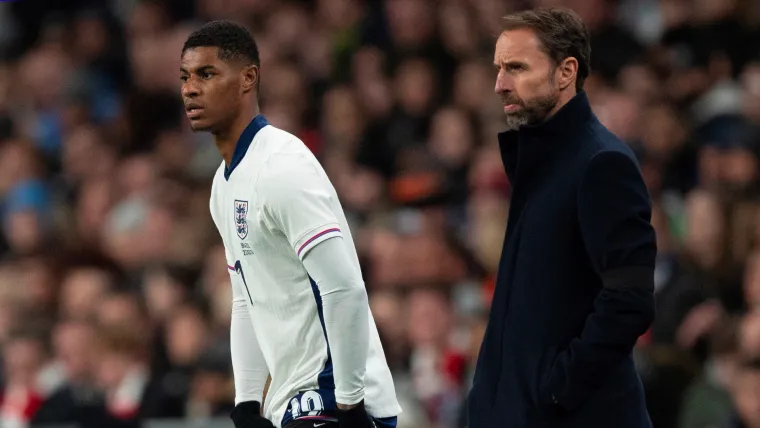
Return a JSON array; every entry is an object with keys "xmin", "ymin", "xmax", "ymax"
[{"xmin": 234, "ymin": 200, "xmax": 249, "ymax": 239}]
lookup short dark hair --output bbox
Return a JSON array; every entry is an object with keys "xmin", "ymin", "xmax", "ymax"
[
  {"xmin": 502, "ymin": 7, "xmax": 591, "ymax": 92},
  {"xmin": 182, "ymin": 20, "xmax": 260, "ymax": 67}
]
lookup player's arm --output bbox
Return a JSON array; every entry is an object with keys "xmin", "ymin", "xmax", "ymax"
[
  {"xmin": 543, "ymin": 150, "xmax": 656, "ymax": 411},
  {"xmin": 302, "ymin": 236, "xmax": 370, "ymax": 407},
  {"xmin": 258, "ymin": 153, "xmax": 370, "ymax": 409},
  {"xmin": 229, "ymin": 252, "xmax": 274, "ymax": 428}
]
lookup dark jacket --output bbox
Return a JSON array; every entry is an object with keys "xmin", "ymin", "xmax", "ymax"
[{"xmin": 467, "ymin": 92, "xmax": 657, "ymax": 428}]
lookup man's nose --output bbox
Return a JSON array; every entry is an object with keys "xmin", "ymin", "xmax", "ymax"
[
  {"xmin": 495, "ymin": 71, "xmax": 513, "ymax": 94},
  {"xmin": 182, "ymin": 80, "xmax": 199, "ymax": 98}
]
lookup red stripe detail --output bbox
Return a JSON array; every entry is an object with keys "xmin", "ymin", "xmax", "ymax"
[
  {"xmin": 228, "ymin": 265, "xmax": 235, "ymax": 271},
  {"xmin": 297, "ymin": 228, "xmax": 341, "ymax": 256}
]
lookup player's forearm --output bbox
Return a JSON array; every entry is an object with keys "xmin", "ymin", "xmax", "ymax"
[
  {"xmin": 231, "ymin": 297, "xmax": 270, "ymax": 405},
  {"xmin": 303, "ymin": 237, "xmax": 369, "ymax": 405},
  {"xmin": 322, "ymin": 284, "xmax": 370, "ymax": 405}
]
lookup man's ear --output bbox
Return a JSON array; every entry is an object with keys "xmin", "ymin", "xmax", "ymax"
[
  {"xmin": 557, "ymin": 57, "xmax": 578, "ymax": 91},
  {"xmin": 242, "ymin": 65, "xmax": 259, "ymax": 94}
]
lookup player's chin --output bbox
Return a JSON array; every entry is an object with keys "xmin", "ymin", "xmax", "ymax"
[{"xmin": 187, "ymin": 117, "xmax": 213, "ymax": 132}]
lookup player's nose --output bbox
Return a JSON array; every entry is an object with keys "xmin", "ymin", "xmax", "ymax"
[{"xmin": 181, "ymin": 81, "xmax": 200, "ymax": 98}]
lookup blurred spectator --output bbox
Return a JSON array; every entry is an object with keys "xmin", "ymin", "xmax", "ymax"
[
  {"xmin": 679, "ymin": 316, "xmax": 739, "ymax": 428},
  {"xmin": 725, "ymin": 358, "xmax": 760, "ymax": 428},
  {"xmin": 59, "ymin": 265, "xmax": 115, "ymax": 321},
  {"xmin": 31, "ymin": 319, "xmax": 105, "ymax": 427},
  {"xmin": 0, "ymin": 328, "xmax": 50, "ymax": 428},
  {"xmin": 94, "ymin": 325, "xmax": 184, "ymax": 423}
]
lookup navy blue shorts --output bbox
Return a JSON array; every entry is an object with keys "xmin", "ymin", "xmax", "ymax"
[
  {"xmin": 284, "ymin": 416, "xmax": 397, "ymax": 428},
  {"xmin": 373, "ymin": 416, "xmax": 398, "ymax": 428}
]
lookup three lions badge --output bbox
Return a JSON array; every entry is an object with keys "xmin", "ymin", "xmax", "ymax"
[{"xmin": 234, "ymin": 200, "xmax": 249, "ymax": 239}]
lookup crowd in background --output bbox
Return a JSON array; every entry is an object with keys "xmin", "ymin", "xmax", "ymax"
[{"xmin": 0, "ymin": 0, "xmax": 760, "ymax": 427}]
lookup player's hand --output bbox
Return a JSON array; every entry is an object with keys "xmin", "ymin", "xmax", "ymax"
[
  {"xmin": 337, "ymin": 400, "xmax": 374, "ymax": 428},
  {"xmin": 230, "ymin": 401, "xmax": 276, "ymax": 428}
]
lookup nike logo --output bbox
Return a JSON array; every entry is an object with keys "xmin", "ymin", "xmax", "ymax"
[{"xmin": 313, "ymin": 424, "xmax": 326, "ymax": 427}]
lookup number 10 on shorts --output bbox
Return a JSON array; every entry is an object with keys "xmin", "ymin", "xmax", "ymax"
[{"xmin": 290, "ymin": 390, "xmax": 326, "ymax": 419}]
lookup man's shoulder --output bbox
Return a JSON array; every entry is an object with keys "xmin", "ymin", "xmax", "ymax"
[
  {"xmin": 256, "ymin": 125, "xmax": 318, "ymax": 168},
  {"xmin": 258, "ymin": 123, "xmax": 307, "ymax": 151},
  {"xmin": 255, "ymin": 149, "xmax": 328, "ymax": 209},
  {"xmin": 580, "ymin": 120, "xmax": 640, "ymax": 169}
]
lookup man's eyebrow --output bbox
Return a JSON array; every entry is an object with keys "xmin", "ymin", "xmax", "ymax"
[
  {"xmin": 180, "ymin": 65, "xmax": 216, "ymax": 73},
  {"xmin": 501, "ymin": 60, "xmax": 529, "ymax": 68}
]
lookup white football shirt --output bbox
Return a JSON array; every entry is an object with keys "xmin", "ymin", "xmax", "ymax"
[{"xmin": 209, "ymin": 115, "xmax": 401, "ymax": 427}]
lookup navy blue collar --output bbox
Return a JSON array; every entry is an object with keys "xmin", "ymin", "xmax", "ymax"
[
  {"xmin": 224, "ymin": 114, "xmax": 269, "ymax": 181},
  {"xmin": 497, "ymin": 91, "xmax": 594, "ymax": 183}
]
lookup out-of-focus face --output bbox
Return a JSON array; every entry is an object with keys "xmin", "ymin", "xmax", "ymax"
[
  {"xmin": 493, "ymin": 29, "xmax": 562, "ymax": 130},
  {"xmin": 166, "ymin": 308, "xmax": 209, "ymax": 366},
  {"xmin": 97, "ymin": 295, "xmax": 145, "ymax": 329},
  {"xmin": 385, "ymin": 0, "xmax": 434, "ymax": 48},
  {"xmin": 740, "ymin": 313, "xmax": 760, "ymax": 358},
  {"xmin": 3, "ymin": 337, "xmax": 45, "ymax": 387},
  {"xmin": 96, "ymin": 351, "xmax": 131, "ymax": 391},
  {"xmin": 407, "ymin": 289, "xmax": 451, "ymax": 348},
  {"xmin": 741, "ymin": 62, "xmax": 760, "ymax": 122},
  {"xmin": 54, "ymin": 321, "xmax": 95, "ymax": 383},
  {"xmin": 180, "ymin": 47, "xmax": 253, "ymax": 133},
  {"xmin": 395, "ymin": 59, "xmax": 435, "ymax": 116},
  {"xmin": 143, "ymin": 270, "xmax": 185, "ymax": 321},
  {"xmin": 733, "ymin": 368, "xmax": 760, "ymax": 427},
  {"xmin": 370, "ymin": 291, "xmax": 405, "ymax": 344},
  {"xmin": 4, "ymin": 210, "xmax": 43, "ymax": 254},
  {"xmin": 721, "ymin": 148, "xmax": 759, "ymax": 187},
  {"xmin": 0, "ymin": 142, "xmax": 37, "ymax": 194},
  {"xmin": 684, "ymin": 190, "xmax": 723, "ymax": 269},
  {"xmin": 76, "ymin": 178, "xmax": 113, "ymax": 240},
  {"xmin": 428, "ymin": 107, "xmax": 473, "ymax": 169},
  {"xmin": 59, "ymin": 268, "xmax": 111, "ymax": 320}
]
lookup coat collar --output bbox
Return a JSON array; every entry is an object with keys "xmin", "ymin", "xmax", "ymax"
[{"xmin": 498, "ymin": 91, "xmax": 593, "ymax": 183}]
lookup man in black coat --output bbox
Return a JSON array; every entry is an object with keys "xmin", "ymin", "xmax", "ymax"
[{"xmin": 467, "ymin": 7, "xmax": 657, "ymax": 428}]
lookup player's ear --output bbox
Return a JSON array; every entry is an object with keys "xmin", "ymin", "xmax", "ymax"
[{"xmin": 241, "ymin": 64, "xmax": 259, "ymax": 94}]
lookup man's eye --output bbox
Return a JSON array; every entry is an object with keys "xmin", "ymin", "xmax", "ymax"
[
  {"xmin": 180, "ymin": 76, "xmax": 188, "ymax": 82},
  {"xmin": 200, "ymin": 72, "xmax": 213, "ymax": 79}
]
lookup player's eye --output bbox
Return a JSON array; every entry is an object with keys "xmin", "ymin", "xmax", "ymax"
[
  {"xmin": 200, "ymin": 72, "xmax": 214, "ymax": 80},
  {"xmin": 180, "ymin": 75, "xmax": 189, "ymax": 82}
]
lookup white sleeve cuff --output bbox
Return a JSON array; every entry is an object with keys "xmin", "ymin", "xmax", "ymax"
[
  {"xmin": 295, "ymin": 223, "xmax": 343, "ymax": 260},
  {"xmin": 335, "ymin": 391, "xmax": 366, "ymax": 407}
]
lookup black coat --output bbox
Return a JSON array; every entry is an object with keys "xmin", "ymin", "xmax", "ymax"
[{"xmin": 467, "ymin": 92, "xmax": 657, "ymax": 428}]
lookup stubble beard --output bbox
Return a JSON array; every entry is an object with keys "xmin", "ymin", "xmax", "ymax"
[{"xmin": 502, "ymin": 90, "xmax": 560, "ymax": 131}]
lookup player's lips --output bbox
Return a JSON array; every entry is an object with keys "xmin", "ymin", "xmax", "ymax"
[{"xmin": 185, "ymin": 103, "xmax": 204, "ymax": 119}]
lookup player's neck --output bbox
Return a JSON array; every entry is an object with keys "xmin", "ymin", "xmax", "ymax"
[{"xmin": 214, "ymin": 105, "xmax": 261, "ymax": 167}]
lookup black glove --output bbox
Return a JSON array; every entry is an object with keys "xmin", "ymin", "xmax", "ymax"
[
  {"xmin": 337, "ymin": 401, "xmax": 375, "ymax": 428},
  {"xmin": 230, "ymin": 401, "xmax": 276, "ymax": 428}
]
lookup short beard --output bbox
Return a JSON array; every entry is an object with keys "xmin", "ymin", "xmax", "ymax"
[{"xmin": 503, "ymin": 90, "xmax": 560, "ymax": 131}]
